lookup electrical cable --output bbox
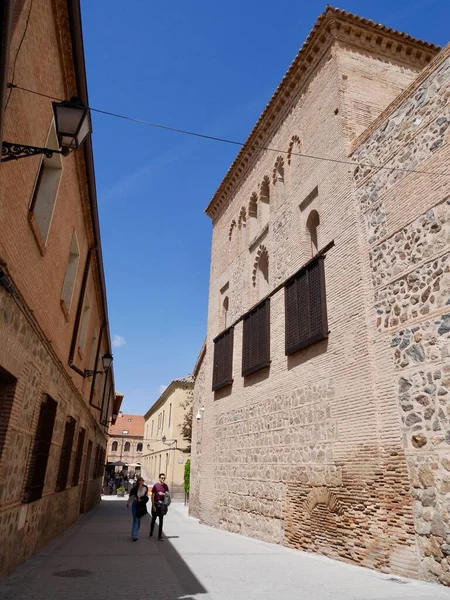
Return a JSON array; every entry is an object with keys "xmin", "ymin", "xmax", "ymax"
[
  {"xmin": 5, "ymin": 0, "xmax": 34, "ymax": 109},
  {"xmin": 7, "ymin": 82, "xmax": 450, "ymax": 178}
]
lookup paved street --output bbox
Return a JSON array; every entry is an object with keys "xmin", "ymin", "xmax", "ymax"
[{"xmin": 1, "ymin": 497, "xmax": 449, "ymax": 600}]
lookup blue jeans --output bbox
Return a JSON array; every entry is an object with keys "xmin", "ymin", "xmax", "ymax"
[{"xmin": 131, "ymin": 501, "xmax": 140, "ymax": 539}]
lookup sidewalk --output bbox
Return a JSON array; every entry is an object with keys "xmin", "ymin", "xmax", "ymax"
[{"xmin": 1, "ymin": 497, "xmax": 449, "ymax": 600}]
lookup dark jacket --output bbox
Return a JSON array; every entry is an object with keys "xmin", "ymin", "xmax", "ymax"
[{"xmin": 129, "ymin": 485, "xmax": 149, "ymax": 518}]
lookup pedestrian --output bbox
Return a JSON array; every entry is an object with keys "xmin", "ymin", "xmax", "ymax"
[
  {"xmin": 108, "ymin": 479, "xmax": 114, "ymax": 495},
  {"xmin": 127, "ymin": 477, "xmax": 149, "ymax": 541},
  {"xmin": 149, "ymin": 473, "xmax": 170, "ymax": 541}
]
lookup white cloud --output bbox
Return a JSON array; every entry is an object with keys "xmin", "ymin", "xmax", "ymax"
[
  {"xmin": 159, "ymin": 385, "xmax": 167, "ymax": 395},
  {"xmin": 112, "ymin": 335, "xmax": 127, "ymax": 348}
]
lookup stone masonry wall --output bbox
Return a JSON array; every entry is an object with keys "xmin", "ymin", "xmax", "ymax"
[{"xmin": 352, "ymin": 47, "xmax": 450, "ymax": 585}]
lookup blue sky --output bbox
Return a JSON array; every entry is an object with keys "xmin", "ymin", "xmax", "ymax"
[{"xmin": 81, "ymin": 0, "xmax": 449, "ymax": 414}]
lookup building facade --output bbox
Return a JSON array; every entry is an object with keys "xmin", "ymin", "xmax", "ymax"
[
  {"xmin": 190, "ymin": 7, "xmax": 450, "ymax": 585},
  {"xmin": 0, "ymin": 0, "xmax": 118, "ymax": 577},
  {"xmin": 107, "ymin": 410, "xmax": 144, "ymax": 477},
  {"xmin": 143, "ymin": 377, "xmax": 193, "ymax": 498}
]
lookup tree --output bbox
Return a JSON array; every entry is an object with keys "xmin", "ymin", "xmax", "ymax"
[
  {"xmin": 184, "ymin": 459, "xmax": 191, "ymax": 495},
  {"xmin": 179, "ymin": 395, "xmax": 193, "ymax": 453}
]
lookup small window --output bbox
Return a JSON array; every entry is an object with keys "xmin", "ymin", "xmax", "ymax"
[
  {"xmin": 248, "ymin": 193, "xmax": 258, "ymax": 238},
  {"xmin": 29, "ymin": 122, "xmax": 63, "ymax": 244},
  {"xmin": 78, "ymin": 294, "xmax": 91, "ymax": 353},
  {"xmin": 60, "ymin": 231, "xmax": 80, "ymax": 312},
  {"xmin": 127, "ymin": 418, "xmax": 131, "ymax": 422},
  {"xmin": 168, "ymin": 404, "xmax": 172, "ymax": 428},
  {"xmin": 23, "ymin": 395, "xmax": 58, "ymax": 503},
  {"xmin": 212, "ymin": 327, "xmax": 234, "ymax": 391},
  {"xmin": 56, "ymin": 417, "xmax": 76, "ymax": 492},
  {"xmin": 151, "ymin": 420, "xmax": 154, "ymax": 438},
  {"xmin": 72, "ymin": 427, "xmax": 86, "ymax": 486},
  {"xmin": 137, "ymin": 442, "xmax": 143, "ymax": 452},
  {"xmin": 260, "ymin": 177, "xmax": 270, "ymax": 227},
  {"xmin": 124, "ymin": 441, "xmax": 131, "ymax": 452},
  {"xmin": 306, "ymin": 210, "xmax": 320, "ymax": 256},
  {"xmin": 111, "ymin": 441, "xmax": 118, "ymax": 451},
  {"xmin": 0, "ymin": 366, "xmax": 17, "ymax": 461},
  {"xmin": 122, "ymin": 429, "xmax": 129, "ymax": 434},
  {"xmin": 242, "ymin": 299, "xmax": 270, "ymax": 377},
  {"xmin": 285, "ymin": 256, "xmax": 328, "ymax": 356}
]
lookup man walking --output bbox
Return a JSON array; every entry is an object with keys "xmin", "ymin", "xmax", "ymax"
[{"xmin": 150, "ymin": 473, "xmax": 169, "ymax": 541}]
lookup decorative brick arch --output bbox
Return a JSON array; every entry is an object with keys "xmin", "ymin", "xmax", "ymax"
[
  {"xmin": 287, "ymin": 135, "xmax": 301, "ymax": 165},
  {"xmin": 238, "ymin": 207, "xmax": 247, "ymax": 229},
  {"xmin": 272, "ymin": 157, "xmax": 285, "ymax": 185},
  {"xmin": 229, "ymin": 220, "xmax": 237, "ymax": 241},
  {"xmin": 305, "ymin": 487, "xmax": 345, "ymax": 516},
  {"xmin": 248, "ymin": 193, "xmax": 258, "ymax": 218},
  {"xmin": 252, "ymin": 244, "xmax": 269, "ymax": 287}
]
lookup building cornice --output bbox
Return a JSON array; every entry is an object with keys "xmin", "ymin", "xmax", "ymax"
[
  {"xmin": 204, "ymin": 6, "xmax": 439, "ymax": 222},
  {"xmin": 144, "ymin": 377, "xmax": 194, "ymax": 421}
]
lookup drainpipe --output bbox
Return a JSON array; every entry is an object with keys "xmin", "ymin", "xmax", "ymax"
[{"xmin": 0, "ymin": 1, "xmax": 13, "ymax": 154}]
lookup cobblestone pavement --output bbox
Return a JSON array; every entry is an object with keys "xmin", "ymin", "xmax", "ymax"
[{"xmin": 1, "ymin": 498, "xmax": 450, "ymax": 600}]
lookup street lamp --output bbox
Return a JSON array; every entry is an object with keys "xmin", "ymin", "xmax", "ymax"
[
  {"xmin": 84, "ymin": 352, "xmax": 113, "ymax": 378},
  {"xmin": 1, "ymin": 96, "xmax": 92, "ymax": 162}
]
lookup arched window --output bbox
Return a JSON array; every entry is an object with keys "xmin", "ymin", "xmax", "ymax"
[
  {"xmin": 248, "ymin": 193, "xmax": 258, "ymax": 238},
  {"xmin": 260, "ymin": 177, "xmax": 270, "ymax": 228},
  {"xmin": 137, "ymin": 442, "xmax": 143, "ymax": 452},
  {"xmin": 238, "ymin": 207, "xmax": 247, "ymax": 248},
  {"xmin": 222, "ymin": 295, "xmax": 229, "ymax": 329},
  {"xmin": 287, "ymin": 135, "xmax": 301, "ymax": 167},
  {"xmin": 253, "ymin": 245, "xmax": 269, "ymax": 299},
  {"xmin": 229, "ymin": 220, "xmax": 237, "ymax": 260},
  {"xmin": 306, "ymin": 210, "xmax": 320, "ymax": 256},
  {"xmin": 124, "ymin": 441, "xmax": 131, "ymax": 452},
  {"xmin": 111, "ymin": 441, "xmax": 118, "ymax": 452},
  {"xmin": 272, "ymin": 157, "xmax": 285, "ymax": 207}
]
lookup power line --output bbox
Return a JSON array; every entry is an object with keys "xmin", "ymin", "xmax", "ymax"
[{"xmin": 7, "ymin": 82, "xmax": 450, "ymax": 178}]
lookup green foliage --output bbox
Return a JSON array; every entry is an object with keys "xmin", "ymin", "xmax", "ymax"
[{"xmin": 184, "ymin": 459, "xmax": 191, "ymax": 494}]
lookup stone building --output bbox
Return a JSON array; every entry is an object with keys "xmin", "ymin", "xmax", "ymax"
[
  {"xmin": 0, "ymin": 0, "xmax": 118, "ymax": 577},
  {"xmin": 142, "ymin": 376, "xmax": 193, "ymax": 498},
  {"xmin": 190, "ymin": 7, "xmax": 450, "ymax": 586},
  {"xmin": 107, "ymin": 410, "xmax": 144, "ymax": 477}
]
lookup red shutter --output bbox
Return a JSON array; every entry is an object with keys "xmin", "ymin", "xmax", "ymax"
[
  {"xmin": 212, "ymin": 327, "xmax": 234, "ymax": 391},
  {"xmin": 285, "ymin": 256, "xmax": 328, "ymax": 355},
  {"xmin": 72, "ymin": 427, "xmax": 86, "ymax": 486},
  {"xmin": 242, "ymin": 298, "xmax": 271, "ymax": 377},
  {"xmin": 56, "ymin": 417, "xmax": 76, "ymax": 492},
  {"xmin": 23, "ymin": 395, "xmax": 58, "ymax": 503}
]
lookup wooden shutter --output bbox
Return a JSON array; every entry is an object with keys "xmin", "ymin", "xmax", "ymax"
[
  {"xmin": 56, "ymin": 417, "xmax": 76, "ymax": 492},
  {"xmin": 285, "ymin": 256, "xmax": 328, "ymax": 355},
  {"xmin": 72, "ymin": 427, "xmax": 85, "ymax": 486},
  {"xmin": 212, "ymin": 327, "xmax": 234, "ymax": 391},
  {"xmin": 242, "ymin": 298, "xmax": 270, "ymax": 376},
  {"xmin": 23, "ymin": 395, "xmax": 57, "ymax": 503}
]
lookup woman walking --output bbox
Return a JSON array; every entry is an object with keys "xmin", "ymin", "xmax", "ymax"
[{"xmin": 127, "ymin": 477, "xmax": 149, "ymax": 541}]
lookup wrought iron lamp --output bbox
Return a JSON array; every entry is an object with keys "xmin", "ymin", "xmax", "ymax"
[
  {"xmin": 84, "ymin": 352, "xmax": 113, "ymax": 378},
  {"xmin": 2, "ymin": 96, "xmax": 91, "ymax": 162}
]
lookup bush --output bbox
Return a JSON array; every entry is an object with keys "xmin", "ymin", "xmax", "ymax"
[{"xmin": 184, "ymin": 459, "xmax": 191, "ymax": 494}]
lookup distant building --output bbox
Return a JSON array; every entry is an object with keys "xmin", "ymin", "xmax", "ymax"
[
  {"xmin": 142, "ymin": 377, "xmax": 193, "ymax": 498},
  {"xmin": 190, "ymin": 6, "xmax": 450, "ymax": 586},
  {"xmin": 107, "ymin": 409, "xmax": 144, "ymax": 477},
  {"xmin": 0, "ymin": 0, "xmax": 117, "ymax": 577}
]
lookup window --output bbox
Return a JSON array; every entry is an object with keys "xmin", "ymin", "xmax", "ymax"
[
  {"xmin": 56, "ymin": 417, "xmax": 76, "ymax": 492},
  {"xmin": 23, "ymin": 395, "xmax": 57, "ymax": 503},
  {"xmin": 137, "ymin": 442, "xmax": 143, "ymax": 452},
  {"xmin": 0, "ymin": 366, "xmax": 17, "ymax": 461},
  {"xmin": 242, "ymin": 299, "xmax": 270, "ymax": 377},
  {"xmin": 212, "ymin": 327, "xmax": 234, "ymax": 391},
  {"xmin": 151, "ymin": 420, "xmax": 154, "ymax": 438},
  {"xmin": 60, "ymin": 231, "xmax": 80, "ymax": 312},
  {"xmin": 253, "ymin": 245, "xmax": 269, "ymax": 299},
  {"xmin": 28, "ymin": 122, "xmax": 63, "ymax": 245},
  {"xmin": 168, "ymin": 403, "xmax": 172, "ymax": 428},
  {"xmin": 272, "ymin": 157, "xmax": 285, "ymax": 207},
  {"xmin": 112, "ymin": 441, "xmax": 118, "ymax": 451},
  {"xmin": 238, "ymin": 207, "xmax": 247, "ymax": 248},
  {"xmin": 124, "ymin": 441, "xmax": 131, "ymax": 452},
  {"xmin": 162, "ymin": 410, "xmax": 165, "ymax": 432},
  {"xmin": 94, "ymin": 445, "xmax": 106, "ymax": 478},
  {"xmin": 260, "ymin": 177, "xmax": 270, "ymax": 227},
  {"xmin": 248, "ymin": 193, "xmax": 258, "ymax": 238},
  {"xmin": 78, "ymin": 294, "xmax": 91, "ymax": 353},
  {"xmin": 122, "ymin": 430, "xmax": 129, "ymax": 434},
  {"xmin": 306, "ymin": 210, "xmax": 320, "ymax": 256},
  {"xmin": 72, "ymin": 427, "xmax": 86, "ymax": 486},
  {"xmin": 285, "ymin": 256, "xmax": 328, "ymax": 356}
]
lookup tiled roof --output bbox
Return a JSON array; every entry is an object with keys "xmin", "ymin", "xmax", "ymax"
[
  {"xmin": 109, "ymin": 413, "xmax": 144, "ymax": 437},
  {"xmin": 173, "ymin": 375, "xmax": 194, "ymax": 384},
  {"xmin": 204, "ymin": 6, "xmax": 440, "ymax": 219}
]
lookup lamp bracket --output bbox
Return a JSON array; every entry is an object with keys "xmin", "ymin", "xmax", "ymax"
[
  {"xmin": 84, "ymin": 369, "xmax": 105, "ymax": 378},
  {"xmin": 1, "ymin": 141, "xmax": 69, "ymax": 163}
]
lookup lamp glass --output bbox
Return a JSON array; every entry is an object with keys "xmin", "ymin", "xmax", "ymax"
[
  {"xmin": 102, "ymin": 353, "xmax": 113, "ymax": 371},
  {"xmin": 53, "ymin": 98, "xmax": 91, "ymax": 150}
]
